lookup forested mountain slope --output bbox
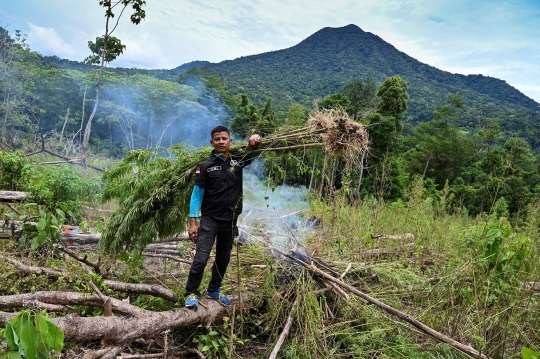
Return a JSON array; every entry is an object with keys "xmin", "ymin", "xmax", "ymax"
[
  {"xmin": 198, "ymin": 24, "xmax": 538, "ymax": 123},
  {"xmin": 37, "ymin": 24, "xmax": 540, "ymax": 146},
  {"xmin": 42, "ymin": 24, "xmax": 539, "ymax": 127}
]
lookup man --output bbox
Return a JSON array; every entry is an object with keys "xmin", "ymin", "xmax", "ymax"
[{"xmin": 185, "ymin": 125, "xmax": 260, "ymax": 308}]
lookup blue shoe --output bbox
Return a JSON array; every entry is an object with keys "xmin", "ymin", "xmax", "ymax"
[
  {"xmin": 185, "ymin": 293, "xmax": 198, "ymax": 309},
  {"xmin": 207, "ymin": 288, "xmax": 231, "ymax": 305}
]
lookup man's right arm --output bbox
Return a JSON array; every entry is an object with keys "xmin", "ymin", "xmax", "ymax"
[{"xmin": 188, "ymin": 185, "xmax": 204, "ymax": 243}]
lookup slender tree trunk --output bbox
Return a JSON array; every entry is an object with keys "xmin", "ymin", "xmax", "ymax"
[
  {"xmin": 2, "ymin": 87, "xmax": 11, "ymax": 146},
  {"xmin": 146, "ymin": 111, "xmax": 154, "ymax": 148},
  {"xmin": 422, "ymin": 148, "xmax": 434, "ymax": 181},
  {"xmin": 129, "ymin": 115, "xmax": 134, "ymax": 150},
  {"xmin": 81, "ymin": 89, "xmax": 100, "ymax": 176},
  {"xmin": 308, "ymin": 154, "xmax": 317, "ymax": 192},
  {"xmin": 329, "ymin": 157, "xmax": 337, "ymax": 197},
  {"xmin": 74, "ymin": 87, "xmax": 87, "ymax": 150},
  {"xmin": 108, "ymin": 120, "xmax": 113, "ymax": 158},
  {"xmin": 155, "ymin": 116, "xmax": 179, "ymax": 148},
  {"xmin": 80, "ymin": 6, "xmax": 111, "ymax": 175},
  {"xmin": 59, "ymin": 107, "xmax": 70, "ymax": 148},
  {"xmin": 357, "ymin": 151, "xmax": 366, "ymax": 193},
  {"xmin": 319, "ymin": 154, "xmax": 328, "ymax": 197}
]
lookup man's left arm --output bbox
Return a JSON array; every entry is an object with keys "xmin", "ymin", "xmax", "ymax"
[{"xmin": 246, "ymin": 134, "xmax": 261, "ymax": 148}]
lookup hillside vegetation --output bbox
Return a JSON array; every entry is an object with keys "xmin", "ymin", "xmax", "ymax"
[{"xmin": 42, "ymin": 25, "xmax": 540, "ymax": 150}]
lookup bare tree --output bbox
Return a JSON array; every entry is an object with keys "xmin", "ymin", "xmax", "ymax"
[{"xmin": 80, "ymin": 0, "xmax": 146, "ymax": 174}]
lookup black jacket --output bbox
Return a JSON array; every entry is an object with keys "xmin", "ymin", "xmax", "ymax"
[{"xmin": 194, "ymin": 152, "xmax": 252, "ymax": 221}]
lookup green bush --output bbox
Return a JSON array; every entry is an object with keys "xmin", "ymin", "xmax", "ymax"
[
  {"xmin": 0, "ymin": 151, "xmax": 29, "ymax": 191},
  {"xmin": 22, "ymin": 164, "xmax": 102, "ymax": 216}
]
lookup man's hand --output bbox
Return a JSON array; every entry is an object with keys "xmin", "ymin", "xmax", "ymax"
[
  {"xmin": 188, "ymin": 218, "xmax": 198, "ymax": 243},
  {"xmin": 246, "ymin": 134, "xmax": 261, "ymax": 148}
]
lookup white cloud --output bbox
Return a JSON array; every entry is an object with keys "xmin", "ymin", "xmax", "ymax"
[{"xmin": 26, "ymin": 23, "xmax": 77, "ymax": 57}]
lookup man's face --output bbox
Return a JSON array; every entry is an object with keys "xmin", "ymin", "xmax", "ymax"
[{"xmin": 210, "ymin": 131, "xmax": 232, "ymax": 154}]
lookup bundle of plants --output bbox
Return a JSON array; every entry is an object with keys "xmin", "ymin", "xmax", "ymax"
[{"xmin": 100, "ymin": 109, "xmax": 368, "ymax": 252}]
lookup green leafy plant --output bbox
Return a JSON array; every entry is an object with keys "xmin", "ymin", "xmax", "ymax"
[
  {"xmin": 1, "ymin": 310, "xmax": 64, "ymax": 359},
  {"xmin": 4, "ymin": 206, "xmax": 70, "ymax": 251},
  {"xmin": 522, "ymin": 347, "xmax": 540, "ymax": 359},
  {"xmin": 192, "ymin": 327, "xmax": 229, "ymax": 358},
  {"xmin": 472, "ymin": 217, "xmax": 531, "ymax": 281},
  {"xmin": 22, "ymin": 164, "xmax": 101, "ymax": 218}
]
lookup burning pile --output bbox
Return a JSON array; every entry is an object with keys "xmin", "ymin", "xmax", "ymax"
[{"xmin": 100, "ymin": 110, "xmax": 369, "ymax": 252}]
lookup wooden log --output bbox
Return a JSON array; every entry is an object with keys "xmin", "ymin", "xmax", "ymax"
[
  {"xmin": 371, "ymin": 233, "xmax": 415, "ymax": 241},
  {"xmin": 1, "ymin": 221, "xmax": 188, "ymax": 246},
  {"xmin": 0, "ymin": 291, "xmax": 149, "ymax": 319},
  {"xmin": 62, "ymin": 233, "xmax": 102, "ymax": 245},
  {"xmin": 336, "ymin": 243, "xmax": 415, "ymax": 259},
  {"xmin": 0, "ymin": 190, "xmax": 29, "ymax": 202},
  {"xmin": 40, "ymin": 159, "xmax": 80, "ymax": 165},
  {"xmin": 0, "ymin": 293, "xmax": 250, "ymax": 344}
]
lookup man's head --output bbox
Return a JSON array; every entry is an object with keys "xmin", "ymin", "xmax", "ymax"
[{"xmin": 210, "ymin": 125, "xmax": 232, "ymax": 156}]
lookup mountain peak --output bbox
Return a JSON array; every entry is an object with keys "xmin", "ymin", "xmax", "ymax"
[
  {"xmin": 322, "ymin": 24, "xmax": 365, "ymax": 32},
  {"xmin": 301, "ymin": 24, "xmax": 370, "ymax": 44}
]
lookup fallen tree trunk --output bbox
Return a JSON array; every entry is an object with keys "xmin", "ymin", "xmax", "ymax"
[
  {"xmin": 0, "ymin": 221, "xmax": 189, "ymax": 246},
  {"xmin": 0, "ymin": 191, "xmax": 29, "ymax": 202},
  {"xmin": 0, "ymin": 293, "xmax": 250, "ymax": 343},
  {"xmin": 27, "ymin": 148, "xmax": 104, "ymax": 172}
]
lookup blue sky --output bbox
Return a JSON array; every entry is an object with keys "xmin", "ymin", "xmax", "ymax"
[{"xmin": 1, "ymin": 0, "xmax": 539, "ymax": 103}]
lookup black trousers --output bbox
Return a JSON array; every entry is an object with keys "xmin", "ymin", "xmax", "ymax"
[{"xmin": 185, "ymin": 216, "xmax": 236, "ymax": 296}]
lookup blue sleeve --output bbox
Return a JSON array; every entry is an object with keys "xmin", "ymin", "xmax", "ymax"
[{"xmin": 189, "ymin": 185, "xmax": 204, "ymax": 217}]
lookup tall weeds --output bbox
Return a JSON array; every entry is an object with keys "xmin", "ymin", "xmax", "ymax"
[{"xmin": 299, "ymin": 179, "xmax": 539, "ymax": 358}]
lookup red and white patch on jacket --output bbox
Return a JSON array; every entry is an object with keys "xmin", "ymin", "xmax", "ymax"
[{"xmin": 195, "ymin": 167, "xmax": 201, "ymax": 174}]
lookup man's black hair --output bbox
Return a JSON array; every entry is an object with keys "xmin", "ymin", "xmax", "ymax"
[{"xmin": 211, "ymin": 125, "xmax": 230, "ymax": 138}]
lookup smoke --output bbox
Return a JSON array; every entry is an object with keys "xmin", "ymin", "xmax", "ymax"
[
  {"xmin": 99, "ymin": 77, "xmax": 228, "ymax": 152},
  {"xmin": 239, "ymin": 159, "xmax": 314, "ymax": 256}
]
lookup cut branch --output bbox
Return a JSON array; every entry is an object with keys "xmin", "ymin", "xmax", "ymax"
[
  {"xmin": 274, "ymin": 248, "xmax": 490, "ymax": 359},
  {"xmin": 46, "ymin": 294, "xmax": 250, "ymax": 344},
  {"xmin": 55, "ymin": 244, "xmax": 101, "ymax": 274},
  {"xmin": 0, "ymin": 291, "xmax": 148, "ymax": 317},
  {"xmin": 2, "ymin": 255, "xmax": 180, "ymax": 303},
  {"xmin": 0, "ymin": 253, "xmax": 67, "ymax": 277},
  {"xmin": 143, "ymin": 253, "xmax": 191, "ymax": 264},
  {"xmin": 103, "ymin": 280, "xmax": 179, "ymax": 303},
  {"xmin": 268, "ymin": 298, "xmax": 298, "ymax": 359}
]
